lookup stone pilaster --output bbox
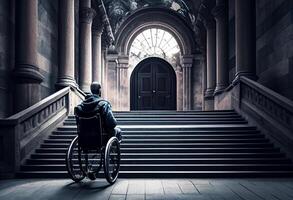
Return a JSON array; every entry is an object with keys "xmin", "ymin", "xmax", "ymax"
[
  {"xmin": 106, "ymin": 51, "xmax": 118, "ymax": 110},
  {"xmin": 79, "ymin": 0, "xmax": 96, "ymax": 93},
  {"xmin": 181, "ymin": 55, "xmax": 193, "ymax": 111},
  {"xmin": 13, "ymin": 0, "xmax": 44, "ymax": 113},
  {"xmin": 117, "ymin": 55, "xmax": 129, "ymax": 111},
  {"xmin": 203, "ymin": 18, "xmax": 216, "ymax": 110},
  {"xmin": 175, "ymin": 65, "xmax": 183, "ymax": 111},
  {"xmin": 233, "ymin": 0, "xmax": 257, "ymax": 84},
  {"xmin": 56, "ymin": 0, "xmax": 77, "ymax": 89},
  {"xmin": 213, "ymin": 0, "xmax": 229, "ymax": 95}
]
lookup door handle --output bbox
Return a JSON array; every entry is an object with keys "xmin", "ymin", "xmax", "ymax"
[
  {"xmin": 153, "ymin": 90, "xmax": 156, "ymax": 93},
  {"xmin": 138, "ymin": 95, "xmax": 141, "ymax": 99}
]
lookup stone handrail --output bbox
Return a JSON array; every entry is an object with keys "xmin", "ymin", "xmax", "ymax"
[
  {"xmin": 0, "ymin": 86, "xmax": 85, "ymax": 177},
  {"xmin": 240, "ymin": 76, "xmax": 293, "ymax": 130}
]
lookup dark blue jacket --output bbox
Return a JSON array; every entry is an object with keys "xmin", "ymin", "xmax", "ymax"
[{"xmin": 75, "ymin": 94, "xmax": 117, "ymax": 131}]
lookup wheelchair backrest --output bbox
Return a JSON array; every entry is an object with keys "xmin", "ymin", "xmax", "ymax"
[{"xmin": 75, "ymin": 114, "xmax": 103, "ymax": 150}]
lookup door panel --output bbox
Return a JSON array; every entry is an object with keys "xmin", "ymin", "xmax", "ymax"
[
  {"xmin": 138, "ymin": 74, "xmax": 153, "ymax": 110},
  {"xmin": 131, "ymin": 57, "xmax": 176, "ymax": 110}
]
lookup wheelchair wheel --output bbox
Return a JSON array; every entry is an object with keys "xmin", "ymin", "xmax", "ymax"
[
  {"xmin": 66, "ymin": 136, "xmax": 85, "ymax": 182},
  {"xmin": 104, "ymin": 137, "xmax": 121, "ymax": 184}
]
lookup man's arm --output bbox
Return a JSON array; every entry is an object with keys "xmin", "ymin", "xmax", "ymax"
[{"xmin": 101, "ymin": 102, "xmax": 117, "ymax": 129}]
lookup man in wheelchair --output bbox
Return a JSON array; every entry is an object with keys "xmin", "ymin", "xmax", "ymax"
[
  {"xmin": 75, "ymin": 82, "xmax": 122, "ymax": 143},
  {"xmin": 66, "ymin": 82, "xmax": 121, "ymax": 184}
]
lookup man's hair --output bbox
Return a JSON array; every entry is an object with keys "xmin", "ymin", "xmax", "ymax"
[{"xmin": 90, "ymin": 82, "xmax": 101, "ymax": 96}]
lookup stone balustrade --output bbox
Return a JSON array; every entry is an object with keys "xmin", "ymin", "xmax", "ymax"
[{"xmin": 0, "ymin": 87, "xmax": 85, "ymax": 178}]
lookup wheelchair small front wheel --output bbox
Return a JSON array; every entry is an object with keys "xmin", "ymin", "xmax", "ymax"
[
  {"xmin": 104, "ymin": 137, "xmax": 121, "ymax": 184},
  {"xmin": 66, "ymin": 136, "xmax": 85, "ymax": 182}
]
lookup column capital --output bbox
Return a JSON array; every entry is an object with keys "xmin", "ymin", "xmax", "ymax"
[
  {"xmin": 212, "ymin": 4, "xmax": 227, "ymax": 20},
  {"xmin": 199, "ymin": 5, "xmax": 216, "ymax": 30},
  {"xmin": 118, "ymin": 55, "xmax": 129, "ymax": 66},
  {"xmin": 202, "ymin": 17, "xmax": 216, "ymax": 30},
  {"xmin": 92, "ymin": 15, "xmax": 104, "ymax": 36},
  {"xmin": 181, "ymin": 55, "xmax": 194, "ymax": 67},
  {"xmin": 80, "ymin": 7, "xmax": 96, "ymax": 24}
]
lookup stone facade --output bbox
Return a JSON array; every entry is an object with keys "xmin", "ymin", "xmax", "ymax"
[{"xmin": 0, "ymin": 0, "xmax": 292, "ymax": 117}]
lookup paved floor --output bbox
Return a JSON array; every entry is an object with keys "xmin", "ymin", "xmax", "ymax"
[{"xmin": 1, "ymin": 178, "xmax": 293, "ymax": 200}]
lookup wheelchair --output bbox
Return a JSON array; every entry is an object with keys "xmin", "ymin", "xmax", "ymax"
[{"xmin": 65, "ymin": 111, "xmax": 120, "ymax": 184}]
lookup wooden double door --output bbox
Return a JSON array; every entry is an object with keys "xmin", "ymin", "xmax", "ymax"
[{"xmin": 130, "ymin": 57, "xmax": 176, "ymax": 110}]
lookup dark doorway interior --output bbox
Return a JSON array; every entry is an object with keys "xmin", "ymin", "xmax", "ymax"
[{"xmin": 130, "ymin": 57, "xmax": 176, "ymax": 110}]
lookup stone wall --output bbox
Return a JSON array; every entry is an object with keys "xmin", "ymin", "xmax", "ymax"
[
  {"xmin": 37, "ymin": 0, "xmax": 58, "ymax": 98},
  {"xmin": 0, "ymin": 0, "xmax": 14, "ymax": 118},
  {"xmin": 191, "ymin": 58, "xmax": 203, "ymax": 110},
  {"xmin": 227, "ymin": 0, "xmax": 293, "ymax": 100},
  {"xmin": 255, "ymin": 0, "xmax": 293, "ymax": 100}
]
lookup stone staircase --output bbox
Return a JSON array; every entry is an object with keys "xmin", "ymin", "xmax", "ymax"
[{"xmin": 17, "ymin": 110, "xmax": 293, "ymax": 178}]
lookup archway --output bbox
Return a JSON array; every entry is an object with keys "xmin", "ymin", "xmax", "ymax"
[{"xmin": 130, "ymin": 57, "xmax": 176, "ymax": 110}]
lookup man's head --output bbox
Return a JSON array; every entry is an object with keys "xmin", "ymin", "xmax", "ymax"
[{"xmin": 90, "ymin": 82, "xmax": 101, "ymax": 96}]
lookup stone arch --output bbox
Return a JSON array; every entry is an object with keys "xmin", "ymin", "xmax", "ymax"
[
  {"xmin": 115, "ymin": 7, "xmax": 198, "ymax": 56},
  {"xmin": 108, "ymin": 7, "xmax": 202, "ymax": 111}
]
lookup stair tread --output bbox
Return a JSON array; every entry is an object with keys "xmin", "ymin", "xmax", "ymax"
[
  {"xmin": 22, "ymin": 163, "xmax": 293, "ymax": 167},
  {"xmin": 27, "ymin": 157, "xmax": 290, "ymax": 161}
]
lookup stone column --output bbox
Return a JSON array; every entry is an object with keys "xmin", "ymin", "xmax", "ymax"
[
  {"xmin": 204, "ymin": 18, "xmax": 216, "ymax": 110},
  {"xmin": 117, "ymin": 55, "xmax": 129, "ymax": 111},
  {"xmin": 213, "ymin": 0, "xmax": 229, "ymax": 94},
  {"xmin": 13, "ymin": 0, "xmax": 44, "ymax": 113},
  {"xmin": 56, "ymin": 0, "xmax": 76, "ymax": 89},
  {"xmin": 175, "ymin": 66, "xmax": 183, "ymax": 111},
  {"xmin": 101, "ymin": 49, "xmax": 106, "ymax": 97},
  {"xmin": 79, "ymin": 0, "xmax": 96, "ymax": 93},
  {"xmin": 106, "ymin": 51, "xmax": 118, "ymax": 110},
  {"xmin": 92, "ymin": 14, "xmax": 104, "ymax": 83},
  {"xmin": 181, "ymin": 55, "xmax": 193, "ymax": 111},
  {"xmin": 234, "ymin": 0, "xmax": 256, "ymax": 83}
]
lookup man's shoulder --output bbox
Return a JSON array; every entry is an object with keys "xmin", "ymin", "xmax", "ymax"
[{"xmin": 97, "ymin": 98, "xmax": 111, "ymax": 107}]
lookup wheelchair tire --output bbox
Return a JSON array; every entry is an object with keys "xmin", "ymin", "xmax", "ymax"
[
  {"xmin": 66, "ymin": 136, "xmax": 85, "ymax": 182},
  {"xmin": 104, "ymin": 137, "xmax": 121, "ymax": 184}
]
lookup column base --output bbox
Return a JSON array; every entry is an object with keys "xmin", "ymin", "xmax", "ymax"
[
  {"xmin": 55, "ymin": 77, "xmax": 78, "ymax": 90},
  {"xmin": 80, "ymin": 83, "xmax": 91, "ymax": 94},
  {"xmin": 232, "ymin": 72, "xmax": 257, "ymax": 86},
  {"xmin": 214, "ymin": 84, "xmax": 227, "ymax": 96},
  {"xmin": 205, "ymin": 88, "xmax": 215, "ymax": 98}
]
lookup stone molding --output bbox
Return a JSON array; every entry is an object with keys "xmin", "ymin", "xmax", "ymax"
[
  {"xmin": 13, "ymin": 64, "xmax": 44, "ymax": 83},
  {"xmin": 79, "ymin": 7, "xmax": 96, "ymax": 24},
  {"xmin": 212, "ymin": 3, "xmax": 226, "ymax": 20}
]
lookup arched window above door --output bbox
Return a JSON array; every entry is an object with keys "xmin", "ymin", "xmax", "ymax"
[{"xmin": 129, "ymin": 28, "xmax": 181, "ymax": 68}]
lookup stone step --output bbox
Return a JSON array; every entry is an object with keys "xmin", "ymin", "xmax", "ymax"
[
  {"xmin": 65, "ymin": 117, "xmax": 244, "ymax": 122},
  {"xmin": 49, "ymin": 134, "xmax": 265, "ymax": 140},
  {"xmin": 35, "ymin": 147, "xmax": 280, "ymax": 154},
  {"xmin": 52, "ymin": 129, "xmax": 261, "ymax": 135},
  {"xmin": 40, "ymin": 142, "xmax": 274, "ymax": 149},
  {"xmin": 56, "ymin": 125, "xmax": 258, "ymax": 132},
  {"xmin": 63, "ymin": 120, "xmax": 248, "ymax": 126},
  {"xmin": 30, "ymin": 152, "xmax": 286, "ymax": 159},
  {"xmin": 20, "ymin": 164, "xmax": 293, "ymax": 171},
  {"xmin": 26, "ymin": 157, "xmax": 292, "ymax": 165},
  {"xmin": 44, "ymin": 138, "xmax": 269, "ymax": 144}
]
